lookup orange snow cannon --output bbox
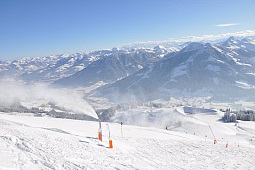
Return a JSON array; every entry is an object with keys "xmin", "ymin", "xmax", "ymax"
[
  {"xmin": 98, "ymin": 130, "xmax": 102, "ymax": 141},
  {"xmin": 109, "ymin": 139, "xmax": 113, "ymax": 148},
  {"xmin": 98, "ymin": 120, "xmax": 102, "ymax": 141},
  {"xmin": 106, "ymin": 124, "xmax": 113, "ymax": 148}
]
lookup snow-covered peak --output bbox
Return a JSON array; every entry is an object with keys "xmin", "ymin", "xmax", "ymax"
[
  {"xmin": 153, "ymin": 45, "xmax": 166, "ymax": 50},
  {"xmin": 220, "ymin": 36, "xmax": 255, "ymax": 52},
  {"xmin": 226, "ymin": 36, "xmax": 237, "ymax": 43},
  {"xmin": 221, "ymin": 36, "xmax": 242, "ymax": 50},
  {"xmin": 240, "ymin": 38, "xmax": 255, "ymax": 45},
  {"xmin": 152, "ymin": 45, "xmax": 169, "ymax": 55},
  {"xmin": 181, "ymin": 42, "xmax": 205, "ymax": 52},
  {"xmin": 111, "ymin": 47, "xmax": 120, "ymax": 51}
]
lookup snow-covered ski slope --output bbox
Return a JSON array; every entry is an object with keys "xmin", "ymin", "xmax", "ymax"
[{"xmin": 0, "ymin": 107, "xmax": 255, "ymax": 170}]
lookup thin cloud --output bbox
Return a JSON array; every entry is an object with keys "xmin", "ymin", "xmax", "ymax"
[
  {"xmin": 214, "ymin": 23, "xmax": 239, "ymax": 27},
  {"xmin": 120, "ymin": 30, "xmax": 255, "ymax": 48}
]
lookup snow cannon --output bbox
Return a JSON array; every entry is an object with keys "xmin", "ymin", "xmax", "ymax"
[
  {"xmin": 209, "ymin": 126, "xmax": 217, "ymax": 144},
  {"xmin": 98, "ymin": 128, "xmax": 102, "ymax": 141},
  {"xmin": 109, "ymin": 139, "xmax": 113, "ymax": 149},
  {"xmin": 106, "ymin": 124, "xmax": 113, "ymax": 149},
  {"xmin": 98, "ymin": 120, "xmax": 102, "ymax": 141}
]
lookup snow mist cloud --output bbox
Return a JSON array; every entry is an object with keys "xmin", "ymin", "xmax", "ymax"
[{"xmin": 0, "ymin": 79, "xmax": 98, "ymax": 119}]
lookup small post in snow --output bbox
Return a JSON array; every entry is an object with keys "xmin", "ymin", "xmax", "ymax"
[
  {"xmin": 98, "ymin": 120, "xmax": 102, "ymax": 141},
  {"xmin": 226, "ymin": 141, "xmax": 228, "ymax": 148},
  {"xmin": 121, "ymin": 122, "xmax": 123, "ymax": 138},
  {"xmin": 106, "ymin": 124, "xmax": 113, "ymax": 149}
]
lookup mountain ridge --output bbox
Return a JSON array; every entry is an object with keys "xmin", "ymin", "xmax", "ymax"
[{"xmin": 94, "ymin": 37, "xmax": 255, "ymax": 102}]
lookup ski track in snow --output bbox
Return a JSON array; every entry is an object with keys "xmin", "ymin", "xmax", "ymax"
[{"xmin": 0, "ymin": 114, "xmax": 254, "ymax": 170}]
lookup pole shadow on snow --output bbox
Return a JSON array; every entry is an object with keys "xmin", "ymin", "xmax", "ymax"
[
  {"xmin": 79, "ymin": 140, "xmax": 89, "ymax": 144},
  {"xmin": 86, "ymin": 136, "xmax": 98, "ymax": 140},
  {"xmin": 85, "ymin": 136, "xmax": 109, "ymax": 148},
  {"xmin": 41, "ymin": 128, "xmax": 72, "ymax": 135}
]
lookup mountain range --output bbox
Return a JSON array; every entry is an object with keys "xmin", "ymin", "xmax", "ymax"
[
  {"xmin": 52, "ymin": 49, "xmax": 166, "ymax": 87},
  {"xmin": 95, "ymin": 37, "xmax": 255, "ymax": 102},
  {"xmin": 0, "ymin": 53, "xmax": 96, "ymax": 82},
  {"xmin": 1, "ymin": 36, "xmax": 255, "ymax": 103},
  {"xmin": 0, "ymin": 47, "xmax": 173, "ymax": 83}
]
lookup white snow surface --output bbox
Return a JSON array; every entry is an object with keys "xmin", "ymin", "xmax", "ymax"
[{"xmin": 0, "ymin": 107, "xmax": 255, "ymax": 169}]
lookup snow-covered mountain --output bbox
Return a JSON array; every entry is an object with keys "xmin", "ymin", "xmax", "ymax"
[
  {"xmin": 0, "ymin": 47, "xmax": 172, "ymax": 84},
  {"xmin": 0, "ymin": 53, "xmax": 100, "ymax": 82},
  {"xmin": 2, "ymin": 36, "xmax": 255, "ymax": 103},
  {"xmin": 52, "ymin": 49, "xmax": 165, "ymax": 87},
  {"xmin": 95, "ymin": 37, "xmax": 255, "ymax": 102}
]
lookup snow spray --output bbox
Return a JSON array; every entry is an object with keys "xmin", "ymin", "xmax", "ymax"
[
  {"xmin": 106, "ymin": 124, "xmax": 113, "ymax": 149},
  {"xmin": 98, "ymin": 120, "xmax": 102, "ymax": 141}
]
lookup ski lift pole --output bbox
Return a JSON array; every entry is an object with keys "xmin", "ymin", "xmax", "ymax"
[
  {"xmin": 121, "ymin": 122, "xmax": 123, "ymax": 138},
  {"xmin": 236, "ymin": 126, "xmax": 240, "ymax": 147},
  {"xmin": 106, "ymin": 124, "xmax": 110, "ymax": 138},
  {"xmin": 209, "ymin": 126, "xmax": 217, "ymax": 144},
  {"xmin": 106, "ymin": 124, "xmax": 113, "ymax": 148}
]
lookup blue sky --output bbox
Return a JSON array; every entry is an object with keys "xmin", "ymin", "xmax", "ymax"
[{"xmin": 0, "ymin": 0, "xmax": 255, "ymax": 60}]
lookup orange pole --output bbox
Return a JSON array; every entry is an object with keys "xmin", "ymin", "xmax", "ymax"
[
  {"xmin": 109, "ymin": 139, "xmax": 113, "ymax": 148},
  {"xmin": 98, "ymin": 127, "xmax": 102, "ymax": 141}
]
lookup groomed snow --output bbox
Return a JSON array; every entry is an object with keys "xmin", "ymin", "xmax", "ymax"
[{"xmin": 0, "ymin": 107, "xmax": 255, "ymax": 170}]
